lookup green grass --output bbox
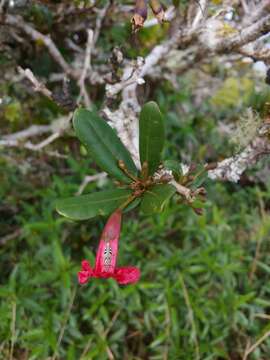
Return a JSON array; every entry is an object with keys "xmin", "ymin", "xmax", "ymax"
[{"xmin": 1, "ymin": 105, "xmax": 270, "ymax": 359}]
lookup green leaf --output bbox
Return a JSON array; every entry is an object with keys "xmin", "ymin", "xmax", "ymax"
[
  {"xmin": 139, "ymin": 101, "xmax": 165, "ymax": 175},
  {"xmin": 123, "ymin": 197, "xmax": 141, "ymax": 213},
  {"xmin": 73, "ymin": 108, "xmax": 137, "ymax": 183},
  {"xmin": 140, "ymin": 184, "xmax": 176, "ymax": 215},
  {"xmin": 190, "ymin": 164, "xmax": 208, "ymax": 189},
  {"xmin": 163, "ymin": 160, "xmax": 182, "ymax": 180},
  {"xmin": 56, "ymin": 189, "xmax": 132, "ymax": 220}
]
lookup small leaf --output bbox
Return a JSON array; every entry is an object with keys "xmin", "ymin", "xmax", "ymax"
[
  {"xmin": 56, "ymin": 189, "xmax": 132, "ymax": 220},
  {"xmin": 140, "ymin": 184, "xmax": 175, "ymax": 215},
  {"xmin": 123, "ymin": 197, "xmax": 141, "ymax": 213},
  {"xmin": 163, "ymin": 160, "xmax": 182, "ymax": 180},
  {"xmin": 73, "ymin": 108, "xmax": 137, "ymax": 183},
  {"xmin": 139, "ymin": 101, "xmax": 165, "ymax": 175},
  {"xmin": 191, "ymin": 199, "xmax": 206, "ymax": 209},
  {"xmin": 190, "ymin": 164, "xmax": 208, "ymax": 189}
]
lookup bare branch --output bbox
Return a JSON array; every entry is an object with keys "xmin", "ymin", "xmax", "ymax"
[
  {"xmin": 2, "ymin": 125, "xmax": 52, "ymax": 141},
  {"xmin": 17, "ymin": 67, "xmax": 52, "ymax": 98},
  {"xmin": 0, "ymin": 114, "xmax": 71, "ymax": 158},
  {"xmin": 77, "ymin": 29, "xmax": 94, "ymax": 107},
  {"xmin": 76, "ymin": 172, "xmax": 107, "ymax": 195},
  {"xmin": 243, "ymin": 0, "xmax": 270, "ymax": 25},
  {"xmin": 0, "ymin": 138, "xmax": 67, "ymax": 158},
  {"xmin": 105, "ymin": 57, "xmax": 145, "ymax": 99},
  {"xmin": 26, "ymin": 132, "xmax": 61, "ymax": 150},
  {"xmin": 144, "ymin": 5, "xmax": 176, "ymax": 28},
  {"xmin": 208, "ymin": 136, "xmax": 270, "ymax": 182},
  {"xmin": 93, "ymin": 1, "xmax": 111, "ymax": 47},
  {"xmin": 4, "ymin": 14, "xmax": 77, "ymax": 79},
  {"xmin": 215, "ymin": 14, "xmax": 270, "ymax": 52},
  {"xmin": 238, "ymin": 45, "xmax": 270, "ymax": 62},
  {"xmin": 191, "ymin": 0, "xmax": 209, "ymax": 30}
]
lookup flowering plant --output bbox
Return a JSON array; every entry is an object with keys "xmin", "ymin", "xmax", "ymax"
[
  {"xmin": 78, "ymin": 210, "xmax": 140, "ymax": 285},
  {"xmin": 56, "ymin": 101, "xmax": 208, "ymax": 285}
]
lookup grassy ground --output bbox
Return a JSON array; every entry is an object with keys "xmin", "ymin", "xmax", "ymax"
[{"xmin": 1, "ymin": 81, "xmax": 270, "ymax": 359}]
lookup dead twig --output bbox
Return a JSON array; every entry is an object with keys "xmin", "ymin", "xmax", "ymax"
[
  {"xmin": 17, "ymin": 67, "xmax": 52, "ymax": 98},
  {"xmin": 243, "ymin": 329, "xmax": 270, "ymax": 360},
  {"xmin": 0, "ymin": 229, "xmax": 22, "ymax": 246},
  {"xmin": 77, "ymin": 29, "xmax": 94, "ymax": 107},
  {"xmin": 76, "ymin": 172, "xmax": 107, "ymax": 195},
  {"xmin": 4, "ymin": 14, "xmax": 78, "ymax": 79}
]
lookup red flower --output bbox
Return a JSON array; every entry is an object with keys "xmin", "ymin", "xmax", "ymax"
[{"xmin": 78, "ymin": 210, "xmax": 140, "ymax": 285}]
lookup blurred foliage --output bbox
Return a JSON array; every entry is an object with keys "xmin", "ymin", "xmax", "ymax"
[
  {"xmin": 211, "ymin": 77, "xmax": 254, "ymax": 109},
  {"xmin": 1, "ymin": 1, "xmax": 270, "ymax": 359}
]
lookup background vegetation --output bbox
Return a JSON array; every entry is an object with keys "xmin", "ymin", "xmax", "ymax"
[{"xmin": 1, "ymin": 1, "xmax": 270, "ymax": 359}]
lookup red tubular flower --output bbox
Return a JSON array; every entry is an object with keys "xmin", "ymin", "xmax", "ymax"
[{"xmin": 78, "ymin": 210, "xmax": 140, "ymax": 285}]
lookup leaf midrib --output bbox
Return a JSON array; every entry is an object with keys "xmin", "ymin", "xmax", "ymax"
[
  {"xmin": 88, "ymin": 118, "xmax": 134, "ymax": 177},
  {"xmin": 60, "ymin": 193, "xmax": 130, "ymax": 209}
]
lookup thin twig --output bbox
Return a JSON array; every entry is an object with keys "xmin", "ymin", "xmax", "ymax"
[
  {"xmin": 254, "ymin": 313, "xmax": 270, "ymax": 320},
  {"xmin": 192, "ymin": 0, "xmax": 208, "ymax": 30},
  {"xmin": 104, "ymin": 310, "xmax": 121, "ymax": 337},
  {"xmin": 2, "ymin": 125, "xmax": 52, "ymax": 141},
  {"xmin": 170, "ymin": 179, "xmax": 192, "ymax": 200},
  {"xmin": 93, "ymin": 1, "xmax": 111, "ymax": 47},
  {"xmin": 0, "ymin": 229, "xmax": 22, "ymax": 246},
  {"xmin": 5, "ymin": 15, "xmax": 77, "ymax": 79},
  {"xmin": 17, "ymin": 67, "xmax": 52, "ymax": 98},
  {"xmin": 25, "ymin": 132, "xmax": 60, "ymax": 150},
  {"xmin": 79, "ymin": 339, "xmax": 93, "ymax": 360},
  {"xmin": 77, "ymin": 29, "xmax": 94, "ymax": 107},
  {"xmin": 1, "ymin": 114, "xmax": 72, "ymax": 157},
  {"xmin": 144, "ymin": 6, "xmax": 176, "ymax": 27},
  {"xmin": 76, "ymin": 172, "xmax": 107, "ymax": 195},
  {"xmin": 243, "ymin": 329, "xmax": 270, "ymax": 360},
  {"xmin": 0, "ymin": 139, "xmax": 67, "ymax": 158}
]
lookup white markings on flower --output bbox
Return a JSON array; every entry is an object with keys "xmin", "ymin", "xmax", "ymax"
[{"xmin": 103, "ymin": 242, "xmax": 113, "ymax": 271}]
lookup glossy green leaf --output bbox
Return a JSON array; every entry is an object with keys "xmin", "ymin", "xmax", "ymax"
[
  {"xmin": 73, "ymin": 108, "xmax": 137, "ymax": 183},
  {"xmin": 190, "ymin": 164, "xmax": 208, "ymax": 189},
  {"xmin": 139, "ymin": 101, "xmax": 165, "ymax": 175},
  {"xmin": 163, "ymin": 160, "xmax": 182, "ymax": 180},
  {"xmin": 56, "ymin": 189, "xmax": 132, "ymax": 220},
  {"xmin": 123, "ymin": 197, "xmax": 141, "ymax": 213},
  {"xmin": 140, "ymin": 184, "xmax": 176, "ymax": 215}
]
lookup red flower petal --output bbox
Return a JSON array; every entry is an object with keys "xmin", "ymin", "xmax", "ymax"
[
  {"xmin": 81, "ymin": 260, "xmax": 92, "ymax": 272},
  {"xmin": 94, "ymin": 211, "xmax": 122, "ymax": 275},
  {"xmin": 78, "ymin": 260, "xmax": 93, "ymax": 284},
  {"xmin": 78, "ymin": 211, "xmax": 140, "ymax": 286},
  {"xmin": 114, "ymin": 267, "xmax": 140, "ymax": 285}
]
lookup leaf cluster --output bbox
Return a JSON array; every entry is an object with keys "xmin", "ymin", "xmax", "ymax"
[{"xmin": 56, "ymin": 102, "xmax": 177, "ymax": 220}]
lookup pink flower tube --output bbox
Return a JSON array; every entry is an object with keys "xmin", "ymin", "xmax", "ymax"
[{"xmin": 78, "ymin": 211, "xmax": 140, "ymax": 285}]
